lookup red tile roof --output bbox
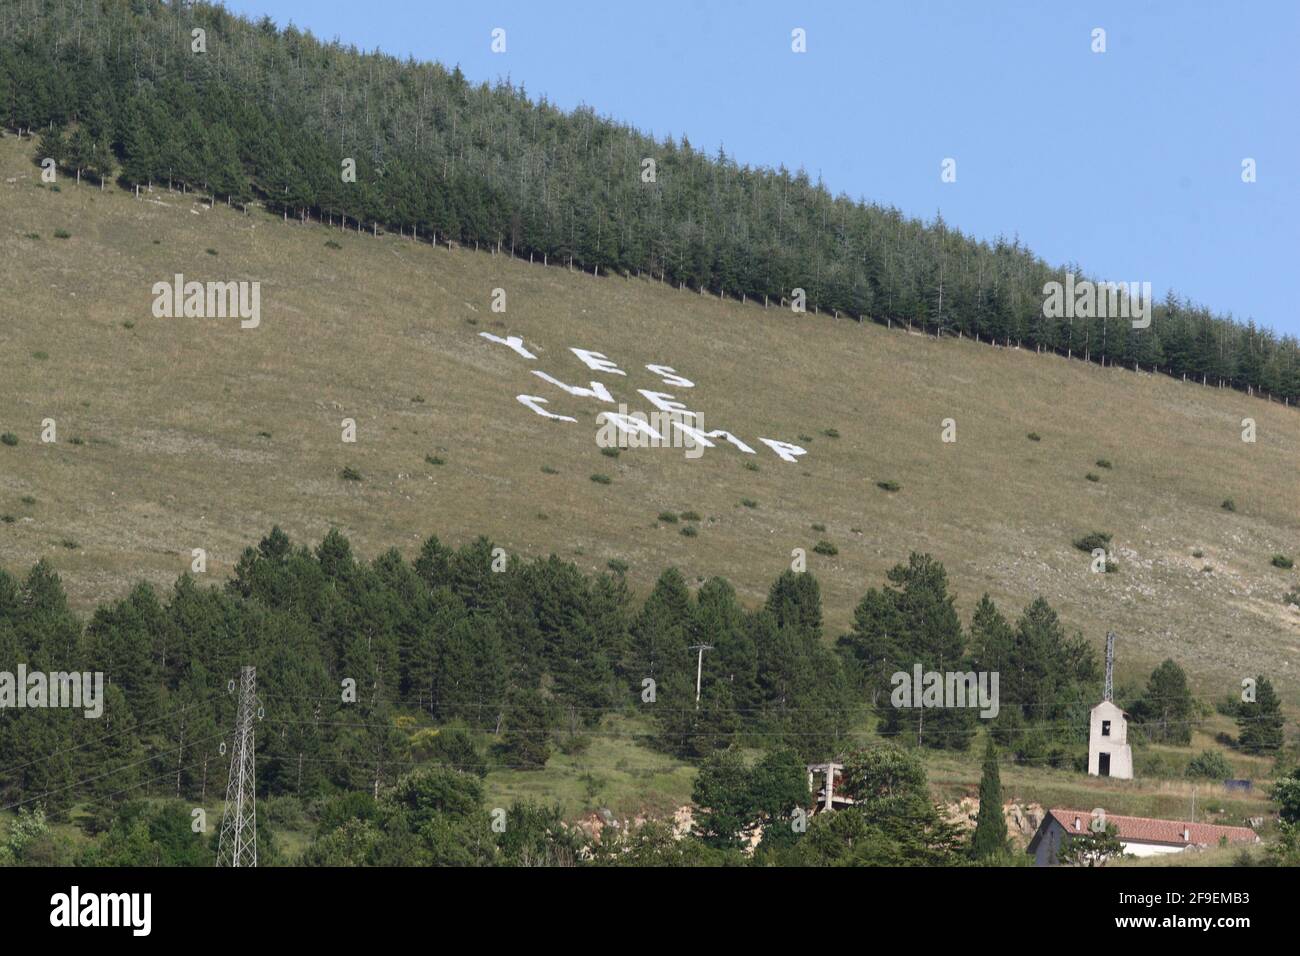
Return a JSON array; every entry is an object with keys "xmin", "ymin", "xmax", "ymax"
[{"xmin": 1047, "ymin": 808, "xmax": 1258, "ymax": 847}]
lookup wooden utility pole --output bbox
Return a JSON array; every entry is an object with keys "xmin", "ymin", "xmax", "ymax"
[
  {"xmin": 806, "ymin": 762, "xmax": 845, "ymax": 812},
  {"xmin": 687, "ymin": 644, "xmax": 714, "ymax": 709}
]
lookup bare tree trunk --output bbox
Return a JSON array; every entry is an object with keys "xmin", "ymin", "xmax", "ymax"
[{"xmin": 175, "ymin": 718, "xmax": 186, "ymax": 797}]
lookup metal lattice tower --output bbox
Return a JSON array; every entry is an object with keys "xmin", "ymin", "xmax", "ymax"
[
  {"xmin": 1104, "ymin": 631, "xmax": 1115, "ymax": 703},
  {"xmin": 216, "ymin": 666, "xmax": 258, "ymax": 867}
]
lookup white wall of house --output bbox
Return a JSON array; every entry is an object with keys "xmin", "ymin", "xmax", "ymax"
[
  {"xmin": 1088, "ymin": 700, "xmax": 1133, "ymax": 779},
  {"xmin": 1120, "ymin": 841, "xmax": 1187, "ymax": 858}
]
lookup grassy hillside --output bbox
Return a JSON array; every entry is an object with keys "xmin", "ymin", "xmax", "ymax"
[{"xmin": 1, "ymin": 131, "xmax": 1298, "ymax": 713}]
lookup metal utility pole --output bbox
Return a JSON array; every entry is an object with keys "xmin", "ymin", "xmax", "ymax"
[
  {"xmin": 217, "ymin": 666, "xmax": 258, "ymax": 867},
  {"xmin": 687, "ymin": 644, "xmax": 713, "ymax": 709},
  {"xmin": 1104, "ymin": 632, "xmax": 1115, "ymax": 703}
]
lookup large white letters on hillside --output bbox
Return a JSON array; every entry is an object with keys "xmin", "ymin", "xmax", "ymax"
[
  {"xmin": 672, "ymin": 421, "xmax": 756, "ymax": 455},
  {"xmin": 570, "ymin": 348, "xmax": 627, "ymax": 376},
  {"xmin": 531, "ymin": 370, "xmax": 616, "ymax": 404},
  {"xmin": 596, "ymin": 411, "xmax": 665, "ymax": 443},
  {"xmin": 479, "ymin": 333, "xmax": 806, "ymax": 462},
  {"xmin": 758, "ymin": 438, "xmax": 808, "ymax": 463},
  {"xmin": 637, "ymin": 390, "xmax": 698, "ymax": 421},
  {"xmin": 516, "ymin": 395, "xmax": 577, "ymax": 422},
  {"xmin": 645, "ymin": 365, "xmax": 694, "ymax": 388},
  {"xmin": 480, "ymin": 333, "xmax": 536, "ymax": 359}
]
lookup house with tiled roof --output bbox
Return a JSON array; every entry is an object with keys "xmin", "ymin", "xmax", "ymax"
[{"xmin": 1027, "ymin": 808, "xmax": 1259, "ymax": 866}]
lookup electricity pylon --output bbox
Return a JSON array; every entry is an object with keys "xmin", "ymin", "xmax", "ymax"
[
  {"xmin": 1103, "ymin": 631, "xmax": 1115, "ymax": 703},
  {"xmin": 216, "ymin": 666, "xmax": 258, "ymax": 867}
]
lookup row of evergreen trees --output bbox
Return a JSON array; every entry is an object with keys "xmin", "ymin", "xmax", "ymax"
[
  {"xmin": 838, "ymin": 553, "xmax": 1101, "ymax": 757},
  {"xmin": 2, "ymin": 525, "xmax": 1287, "ymax": 857},
  {"xmin": 3, "ymin": 525, "xmax": 1284, "ymax": 821},
  {"xmin": 1, "ymin": 0, "xmax": 1296, "ymax": 402},
  {"xmin": 0, "ymin": 526, "xmax": 861, "ymax": 817}
]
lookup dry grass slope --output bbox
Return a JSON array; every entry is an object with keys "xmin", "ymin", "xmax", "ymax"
[{"xmin": 2, "ymin": 134, "xmax": 1298, "ymax": 708}]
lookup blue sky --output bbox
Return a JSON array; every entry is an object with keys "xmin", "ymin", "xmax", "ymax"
[{"xmin": 223, "ymin": 0, "xmax": 1299, "ymax": 338}]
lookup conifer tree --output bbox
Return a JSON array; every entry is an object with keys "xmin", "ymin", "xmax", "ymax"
[
  {"xmin": 67, "ymin": 126, "xmax": 93, "ymax": 184},
  {"xmin": 1238, "ymin": 676, "xmax": 1285, "ymax": 754},
  {"xmin": 497, "ymin": 688, "xmax": 552, "ymax": 770},
  {"xmin": 35, "ymin": 124, "xmax": 67, "ymax": 168},
  {"xmin": 970, "ymin": 736, "xmax": 1008, "ymax": 860},
  {"xmin": 1135, "ymin": 659, "xmax": 1194, "ymax": 745}
]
